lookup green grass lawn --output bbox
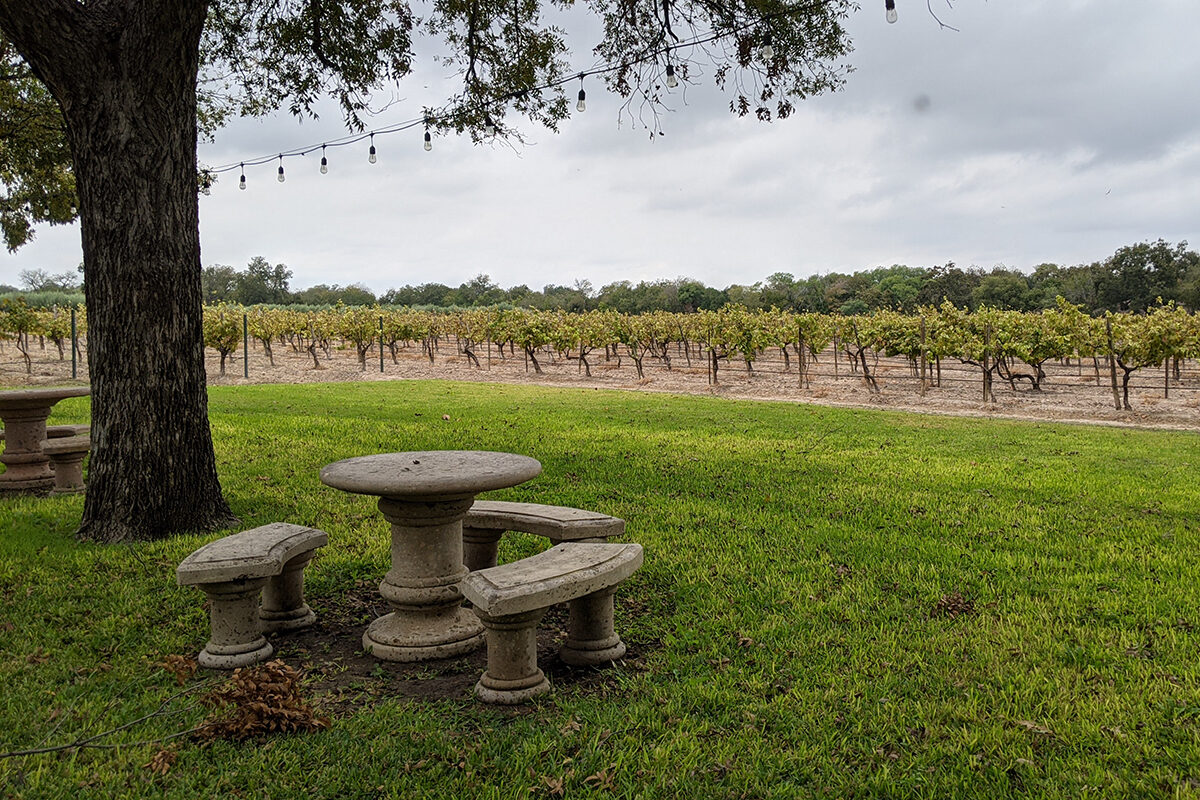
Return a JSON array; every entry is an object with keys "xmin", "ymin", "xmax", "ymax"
[{"xmin": 2, "ymin": 380, "xmax": 1199, "ymax": 798}]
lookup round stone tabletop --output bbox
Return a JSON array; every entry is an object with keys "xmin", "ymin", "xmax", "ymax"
[
  {"xmin": 320, "ymin": 451, "xmax": 542, "ymax": 499},
  {"xmin": 0, "ymin": 386, "xmax": 90, "ymax": 410}
]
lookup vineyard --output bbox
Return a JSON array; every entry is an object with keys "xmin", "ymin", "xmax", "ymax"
[{"xmin": 3, "ymin": 300, "xmax": 1200, "ymax": 428}]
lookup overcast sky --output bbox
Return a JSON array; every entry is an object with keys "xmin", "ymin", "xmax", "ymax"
[{"xmin": 3, "ymin": 1, "xmax": 1198, "ymax": 295}]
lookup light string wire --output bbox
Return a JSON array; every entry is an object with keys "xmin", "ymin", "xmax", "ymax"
[{"xmin": 207, "ymin": 0, "xmax": 847, "ymax": 177}]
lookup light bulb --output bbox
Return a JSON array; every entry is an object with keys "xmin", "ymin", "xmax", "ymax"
[
  {"xmin": 423, "ymin": 130, "xmax": 432, "ymax": 151},
  {"xmin": 577, "ymin": 88, "xmax": 586, "ymax": 112},
  {"xmin": 666, "ymin": 63, "xmax": 678, "ymax": 89},
  {"xmin": 760, "ymin": 33, "xmax": 774, "ymax": 61},
  {"xmin": 886, "ymin": 0, "xmax": 897, "ymax": 23},
  {"xmin": 485, "ymin": 116, "xmax": 497, "ymax": 137},
  {"xmin": 320, "ymin": 146, "xmax": 328, "ymax": 174},
  {"xmin": 368, "ymin": 146, "xmax": 377, "ymax": 164},
  {"xmin": 238, "ymin": 165, "xmax": 246, "ymax": 190},
  {"xmin": 277, "ymin": 163, "xmax": 285, "ymax": 183}
]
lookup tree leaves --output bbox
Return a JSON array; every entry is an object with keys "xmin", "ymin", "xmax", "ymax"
[{"xmin": 0, "ymin": 36, "xmax": 76, "ymax": 252}]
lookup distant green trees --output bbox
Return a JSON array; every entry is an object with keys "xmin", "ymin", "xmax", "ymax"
[
  {"xmin": 201, "ymin": 257, "xmax": 375, "ymax": 307},
  {"xmin": 30, "ymin": 238, "xmax": 1198, "ymax": 314}
]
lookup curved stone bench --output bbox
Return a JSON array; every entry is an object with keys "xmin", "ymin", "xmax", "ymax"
[
  {"xmin": 48, "ymin": 424, "xmax": 89, "ymax": 439},
  {"xmin": 462, "ymin": 501, "xmax": 625, "ymax": 571},
  {"xmin": 460, "ymin": 542, "xmax": 643, "ymax": 704},
  {"xmin": 176, "ymin": 523, "xmax": 328, "ymax": 669},
  {"xmin": 0, "ymin": 424, "xmax": 88, "ymax": 442},
  {"xmin": 40, "ymin": 435, "xmax": 90, "ymax": 494}
]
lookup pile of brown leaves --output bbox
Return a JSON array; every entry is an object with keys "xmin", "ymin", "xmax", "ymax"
[
  {"xmin": 932, "ymin": 591, "xmax": 975, "ymax": 619},
  {"xmin": 160, "ymin": 654, "xmax": 199, "ymax": 686},
  {"xmin": 196, "ymin": 660, "xmax": 330, "ymax": 741}
]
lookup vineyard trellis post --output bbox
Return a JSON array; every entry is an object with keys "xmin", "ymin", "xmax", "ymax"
[
  {"xmin": 242, "ymin": 313, "xmax": 249, "ymax": 379},
  {"xmin": 379, "ymin": 316, "xmax": 385, "ymax": 373},
  {"xmin": 832, "ymin": 332, "xmax": 839, "ymax": 381},
  {"xmin": 70, "ymin": 307, "xmax": 77, "ymax": 380},
  {"xmin": 982, "ymin": 322, "xmax": 993, "ymax": 403},
  {"xmin": 797, "ymin": 323, "xmax": 804, "ymax": 389},
  {"xmin": 919, "ymin": 316, "xmax": 927, "ymax": 397}
]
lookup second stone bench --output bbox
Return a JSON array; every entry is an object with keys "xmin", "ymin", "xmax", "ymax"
[
  {"xmin": 460, "ymin": 542, "xmax": 643, "ymax": 704},
  {"xmin": 176, "ymin": 523, "xmax": 328, "ymax": 669},
  {"xmin": 461, "ymin": 500, "xmax": 625, "ymax": 571}
]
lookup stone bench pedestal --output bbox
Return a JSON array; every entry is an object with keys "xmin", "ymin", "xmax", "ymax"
[
  {"xmin": 472, "ymin": 607, "xmax": 550, "ymax": 704},
  {"xmin": 195, "ymin": 577, "xmax": 274, "ymax": 669},
  {"xmin": 260, "ymin": 549, "xmax": 319, "ymax": 633},
  {"xmin": 560, "ymin": 586, "xmax": 626, "ymax": 666}
]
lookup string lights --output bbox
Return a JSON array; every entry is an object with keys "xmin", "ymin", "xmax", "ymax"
[
  {"xmin": 759, "ymin": 32, "xmax": 774, "ymax": 61},
  {"xmin": 210, "ymin": 0, "xmax": 874, "ymax": 187},
  {"xmin": 885, "ymin": 0, "xmax": 897, "ymax": 23}
]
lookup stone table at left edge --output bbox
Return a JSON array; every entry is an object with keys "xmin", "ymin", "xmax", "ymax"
[{"xmin": 0, "ymin": 386, "xmax": 90, "ymax": 494}]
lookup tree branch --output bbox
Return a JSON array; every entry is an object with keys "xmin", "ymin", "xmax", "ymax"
[
  {"xmin": 926, "ymin": 0, "xmax": 960, "ymax": 32},
  {"xmin": 0, "ymin": 0, "xmax": 92, "ymax": 86},
  {"xmin": 0, "ymin": 678, "xmax": 218, "ymax": 759},
  {"xmin": 309, "ymin": 0, "xmax": 338, "ymax": 72}
]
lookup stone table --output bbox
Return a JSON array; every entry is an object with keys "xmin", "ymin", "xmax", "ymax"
[
  {"xmin": 0, "ymin": 386, "xmax": 90, "ymax": 493},
  {"xmin": 319, "ymin": 450, "xmax": 542, "ymax": 662}
]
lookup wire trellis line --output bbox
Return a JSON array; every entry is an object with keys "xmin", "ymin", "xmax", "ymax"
[{"xmin": 205, "ymin": 0, "xmax": 842, "ymax": 177}]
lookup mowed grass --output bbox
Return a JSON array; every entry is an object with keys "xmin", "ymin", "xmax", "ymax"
[{"xmin": 2, "ymin": 380, "xmax": 1199, "ymax": 799}]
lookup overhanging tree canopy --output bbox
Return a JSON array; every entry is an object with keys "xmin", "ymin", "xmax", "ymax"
[{"xmin": 0, "ymin": 0, "xmax": 854, "ymax": 543}]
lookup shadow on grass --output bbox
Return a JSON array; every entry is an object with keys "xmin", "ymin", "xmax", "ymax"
[{"xmin": 264, "ymin": 585, "xmax": 659, "ymax": 717}]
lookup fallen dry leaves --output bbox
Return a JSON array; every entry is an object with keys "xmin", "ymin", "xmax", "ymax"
[
  {"xmin": 1014, "ymin": 719, "xmax": 1053, "ymax": 737},
  {"xmin": 196, "ymin": 660, "xmax": 329, "ymax": 742},
  {"xmin": 932, "ymin": 591, "xmax": 975, "ymax": 619},
  {"xmin": 143, "ymin": 747, "xmax": 177, "ymax": 776},
  {"xmin": 160, "ymin": 654, "xmax": 199, "ymax": 686}
]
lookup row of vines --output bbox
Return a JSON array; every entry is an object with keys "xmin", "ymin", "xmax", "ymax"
[
  {"xmin": 3, "ymin": 298, "xmax": 1198, "ymax": 409},
  {"xmin": 194, "ymin": 300, "xmax": 1200, "ymax": 410}
]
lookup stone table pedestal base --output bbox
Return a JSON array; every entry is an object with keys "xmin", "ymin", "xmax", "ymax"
[{"xmin": 362, "ymin": 496, "xmax": 485, "ymax": 661}]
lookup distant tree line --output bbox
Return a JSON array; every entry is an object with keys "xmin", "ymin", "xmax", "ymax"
[{"xmin": 8, "ymin": 239, "xmax": 1198, "ymax": 314}]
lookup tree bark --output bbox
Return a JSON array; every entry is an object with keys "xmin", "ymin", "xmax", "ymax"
[{"xmin": 0, "ymin": 1, "xmax": 237, "ymax": 541}]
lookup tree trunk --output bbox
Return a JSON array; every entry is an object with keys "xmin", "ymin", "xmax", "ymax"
[{"xmin": 2, "ymin": 1, "xmax": 236, "ymax": 541}]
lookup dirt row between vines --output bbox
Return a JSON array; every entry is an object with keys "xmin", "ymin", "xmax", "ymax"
[{"xmin": 3, "ymin": 339, "xmax": 1198, "ymax": 432}]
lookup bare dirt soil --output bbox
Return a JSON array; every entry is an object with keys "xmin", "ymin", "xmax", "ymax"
[
  {"xmin": 3, "ymin": 337, "xmax": 1198, "ymax": 431},
  {"xmin": 266, "ymin": 581, "xmax": 651, "ymax": 711}
]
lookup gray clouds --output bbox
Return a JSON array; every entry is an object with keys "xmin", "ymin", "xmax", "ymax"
[{"xmin": 2, "ymin": 1, "xmax": 1197, "ymax": 293}]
